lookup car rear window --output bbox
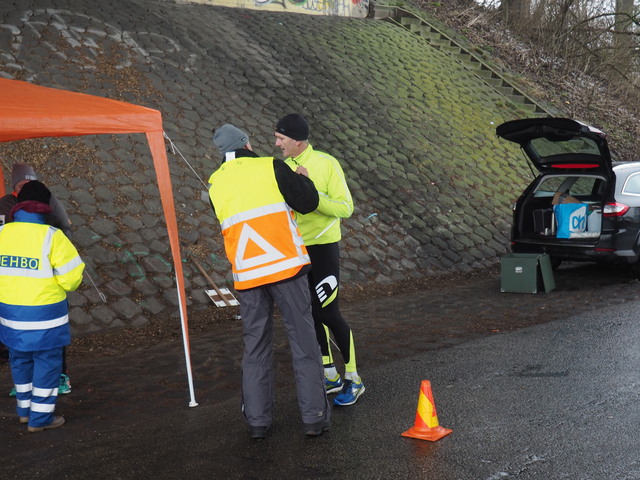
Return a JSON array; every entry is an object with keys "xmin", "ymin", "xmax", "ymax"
[
  {"xmin": 534, "ymin": 175, "xmax": 602, "ymax": 198},
  {"xmin": 531, "ymin": 136, "xmax": 601, "ymax": 159}
]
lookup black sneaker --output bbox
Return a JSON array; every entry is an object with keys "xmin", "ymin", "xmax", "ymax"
[
  {"xmin": 303, "ymin": 419, "xmax": 330, "ymax": 437},
  {"xmin": 249, "ymin": 425, "xmax": 269, "ymax": 440}
]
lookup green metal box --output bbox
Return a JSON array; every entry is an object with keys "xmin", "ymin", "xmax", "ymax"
[{"xmin": 500, "ymin": 253, "xmax": 555, "ymax": 294}]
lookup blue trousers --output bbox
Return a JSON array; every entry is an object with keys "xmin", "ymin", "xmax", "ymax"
[{"xmin": 10, "ymin": 347, "xmax": 63, "ymax": 428}]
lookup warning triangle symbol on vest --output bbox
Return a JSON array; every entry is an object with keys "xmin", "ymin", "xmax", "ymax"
[{"xmin": 235, "ymin": 224, "xmax": 286, "ymax": 270}]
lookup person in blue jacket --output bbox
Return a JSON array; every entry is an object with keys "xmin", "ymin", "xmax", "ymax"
[
  {"xmin": 0, "ymin": 180, "xmax": 84, "ymax": 432},
  {"xmin": 0, "ymin": 164, "xmax": 74, "ymax": 396}
]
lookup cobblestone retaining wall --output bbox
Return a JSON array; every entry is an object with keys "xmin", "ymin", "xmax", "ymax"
[{"xmin": 0, "ymin": 0, "xmax": 533, "ymax": 335}]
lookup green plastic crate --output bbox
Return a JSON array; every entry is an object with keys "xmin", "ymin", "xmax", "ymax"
[{"xmin": 500, "ymin": 253, "xmax": 555, "ymax": 294}]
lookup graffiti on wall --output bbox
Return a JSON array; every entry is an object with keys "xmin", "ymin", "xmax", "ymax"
[
  {"xmin": 0, "ymin": 9, "xmax": 200, "ymax": 83},
  {"xmin": 183, "ymin": 0, "xmax": 369, "ymax": 18}
]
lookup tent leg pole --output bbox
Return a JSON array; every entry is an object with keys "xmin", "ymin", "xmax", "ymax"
[{"xmin": 176, "ymin": 275, "xmax": 198, "ymax": 407}]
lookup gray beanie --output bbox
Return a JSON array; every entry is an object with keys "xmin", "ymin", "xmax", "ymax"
[
  {"xmin": 11, "ymin": 163, "xmax": 38, "ymax": 188},
  {"xmin": 212, "ymin": 124, "xmax": 250, "ymax": 154}
]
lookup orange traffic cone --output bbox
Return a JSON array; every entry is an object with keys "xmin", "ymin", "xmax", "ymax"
[{"xmin": 401, "ymin": 380, "xmax": 452, "ymax": 441}]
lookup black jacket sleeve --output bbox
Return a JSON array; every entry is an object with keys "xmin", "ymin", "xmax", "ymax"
[{"xmin": 273, "ymin": 159, "xmax": 319, "ymax": 214}]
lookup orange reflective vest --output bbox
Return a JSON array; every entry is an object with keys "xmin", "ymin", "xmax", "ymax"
[{"xmin": 208, "ymin": 156, "xmax": 310, "ymax": 290}]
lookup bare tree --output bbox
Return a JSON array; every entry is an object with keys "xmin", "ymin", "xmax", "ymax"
[
  {"xmin": 613, "ymin": 0, "xmax": 635, "ymax": 82},
  {"xmin": 500, "ymin": 0, "xmax": 532, "ymax": 32},
  {"xmin": 500, "ymin": 1, "xmax": 639, "ymax": 94}
]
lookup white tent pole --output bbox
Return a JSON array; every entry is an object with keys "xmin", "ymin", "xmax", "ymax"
[{"xmin": 176, "ymin": 273, "xmax": 198, "ymax": 407}]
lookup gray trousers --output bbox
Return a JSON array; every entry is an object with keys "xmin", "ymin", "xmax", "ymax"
[{"xmin": 237, "ymin": 274, "xmax": 330, "ymax": 427}]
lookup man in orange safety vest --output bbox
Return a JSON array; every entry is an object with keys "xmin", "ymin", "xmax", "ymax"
[{"xmin": 208, "ymin": 123, "xmax": 330, "ymax": 440}]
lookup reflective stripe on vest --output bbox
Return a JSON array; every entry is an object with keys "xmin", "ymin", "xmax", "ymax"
[
  {"xmin": 222, "ymin": 202, "xmax": 309, "ymax": 289},
  {"xmin": 1, "ymin": 313, "xmax": 69, "ymax": 331}
]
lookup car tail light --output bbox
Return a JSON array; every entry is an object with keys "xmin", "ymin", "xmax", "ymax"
[
  {"xmin": 551, "ymin": 163, "xmax": 600, "ymax": 169},
  {"xmin": 603, "ymin": 202, "xmax": 630, "ymax": 217}
]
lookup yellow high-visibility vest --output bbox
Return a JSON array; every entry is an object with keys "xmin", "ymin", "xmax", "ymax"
[{"xmin": 209, "ymin": 156, "xmax": 309, "ymax": 290}]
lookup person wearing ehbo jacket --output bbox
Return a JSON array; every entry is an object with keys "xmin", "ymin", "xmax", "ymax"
[
  {"xmin": 0, "ymin": 180, "xmax": 84, "ymax": 432},
  {"xmin": 0, "ymin": 163, "xmax": 74, "ymax": 397}
]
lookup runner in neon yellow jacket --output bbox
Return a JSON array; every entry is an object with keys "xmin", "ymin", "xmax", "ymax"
[
  {"xmin": 276, "ymin": 113, "xmax": 365, "ymax": 407},
  {"xmin": 284, "ymin": 144, "xmax": 353, "ymax": 246}
]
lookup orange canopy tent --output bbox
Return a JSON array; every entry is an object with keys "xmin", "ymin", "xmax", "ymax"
[{"xmin": 0, "ymin": 78, "xmax": 197, "ymax": 406}]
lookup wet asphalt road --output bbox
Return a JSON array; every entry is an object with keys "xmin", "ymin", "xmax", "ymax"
[{"xmin": 2, "ymin": 262, "xmax": 640, "ymax": 479}]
